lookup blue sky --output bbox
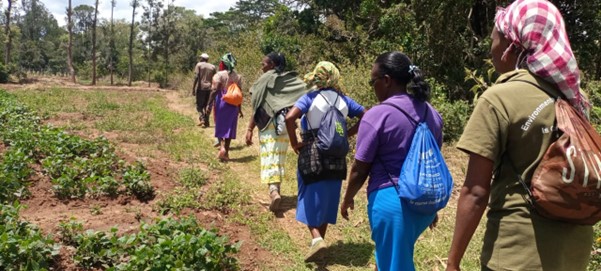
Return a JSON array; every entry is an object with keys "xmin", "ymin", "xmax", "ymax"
[{"xmin": 15, "ymin": 0, "xmax": 238, "ymax": 26}]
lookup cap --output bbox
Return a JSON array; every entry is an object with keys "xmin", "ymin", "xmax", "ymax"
[{"xmin": 200, "ymin": 53, "xmax": 209, "ymax": 59}]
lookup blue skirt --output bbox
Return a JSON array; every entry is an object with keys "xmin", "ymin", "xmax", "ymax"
[
  {"xmin": 296, "ymin": 170, "xmax": 342, "ymax": 227},
  {"xmin": 367, "ymin": 186, "xmax": 435, "ymax": 271}
]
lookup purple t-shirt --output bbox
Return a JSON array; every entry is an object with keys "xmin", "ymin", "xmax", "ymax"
[{"xmin": 355, "ymin": 93, "xmax": 443, "ymax": 195}]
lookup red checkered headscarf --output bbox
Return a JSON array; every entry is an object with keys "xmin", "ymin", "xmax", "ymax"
[{"xmin": 495, "ymin": 0, "xmax": 588, "ymax": 113}]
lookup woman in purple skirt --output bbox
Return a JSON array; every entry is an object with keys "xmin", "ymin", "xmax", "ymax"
[{"xmin": 210, "ymin": 53, "xmax": 243, "ymax": 161}]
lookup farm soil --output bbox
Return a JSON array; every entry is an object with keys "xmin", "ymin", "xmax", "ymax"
[{"xmin": 2, "ymin": 77, "xmax": 275, "ymax": 271}]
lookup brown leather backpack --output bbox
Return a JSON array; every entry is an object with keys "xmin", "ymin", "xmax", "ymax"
[{"xmin": 528, "ymin": 98, "xmax": 601, "ymax": 224}]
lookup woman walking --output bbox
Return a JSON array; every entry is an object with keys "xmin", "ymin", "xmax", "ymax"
[
  {"xmin": 211, "ymin": 53, "xmax": 243, "ymax": 162},
  {"xmin": 285, "ymin": 61, "xmax": 365, "ymax": 262},
  {"xmin": 246, "ymin": 52, "xmax": 307, "ymax": 212},
  {"xmin": 340, "ymin": 52, "xmax": 442, "ymax": 271},
  {"xmin": 446, "ymin": 1, "xmax": 592, "ymax": 270}
]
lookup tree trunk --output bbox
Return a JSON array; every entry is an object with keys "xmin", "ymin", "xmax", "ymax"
[
  {"xmin": 594, "ymin": 51, "xmax": 601, "ymax": 80},
  {"xmin": 128, "ymin": 0, "xmax": 138, "ymax": 86},
  {"xmin": 92, "ymin": 0, "xmax": 99, "ymax": 85},
  {"xmin": 67, "ymin": 0, "xmax": 76, "ymax": 83},
  {"xmin": 147, "ymin": 7, "xmax": 152, "ymax": 88},
  {"xmin": 4, "ymin": 0, "xmax": 13, "ymax": 67},
  {"xmin": 110, "ymin": 0, "xmax": 115, "ymax": 86}
]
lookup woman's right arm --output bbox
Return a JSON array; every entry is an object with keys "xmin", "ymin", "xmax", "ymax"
[
  {"xmin": 285, "ymin": 106, "xmax": 304, "ymax": 154},
  {"xmin": 341, "ymin": 159, "xmax": 371, "ymax": 220},
  {"xmin": 446, "ymin": 153, "xmax": 493, "ymax": 271},
  {"xmin": 246, "ymin": 117, "xmax": 256, "ymax": 146}
]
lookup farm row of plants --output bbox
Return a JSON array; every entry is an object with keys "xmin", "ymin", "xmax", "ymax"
[
  {"xmin": 0, "ymin": 90, "xmax": 153, "ymax": 202},
  {"xmin": 0, "ymin": 90, "xmax": 240, "ymax": 270},
  {"xmin": 57, "ymin": 217, "xmax": 239, "ymax": 270}
]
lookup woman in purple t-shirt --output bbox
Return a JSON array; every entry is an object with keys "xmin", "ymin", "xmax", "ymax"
[{"xmin": 341, "ymin": 52, "xmax": 443, "ymax": 271}]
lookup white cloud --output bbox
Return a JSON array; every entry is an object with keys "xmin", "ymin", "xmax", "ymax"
[{"xmin": 25, "ymin": 0, "xmax": 237, "ymax": 27}]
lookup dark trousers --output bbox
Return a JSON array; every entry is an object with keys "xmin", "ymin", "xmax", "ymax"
[{"xmin": 196, "ymin": 89, "xmax": 211, "ymax": 125}]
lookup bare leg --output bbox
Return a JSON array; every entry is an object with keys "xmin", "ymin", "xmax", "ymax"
[
  {"xmin": 224, "ymin": 139, "xmax": 231, "ymax": 156},
  {"xmin": 309, "ymin": 226, "xmax": 322, "ymax": 239},
  {"xmin": 309, "ymin": 223, "xmax": 328, "ymax": 239},
  {"xmin": 318, "ymin": 224, "xmax": 328, "ymax": 239}
]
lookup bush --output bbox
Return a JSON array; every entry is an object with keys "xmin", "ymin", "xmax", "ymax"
[
  {"xmin": 67, "ymin": 217, "xmax": 240, "ymax": 270},
  {"xmin": 586, "ymin": 81, "xmax": 601, "ymax": 133},
  {"xmin": 122, "ymin": 161, "xmax": 154, "ymax": 201},
  {"xmin": 0, "ymin": 62, "xmax": 9, "ymax": 83},
  {"xmin": 428, "ymin": 79, "xmax": 472, "ymax": 143},
  {"xmin": 0, "ymin": 203, "xmax": 59, "ymax": 270}
]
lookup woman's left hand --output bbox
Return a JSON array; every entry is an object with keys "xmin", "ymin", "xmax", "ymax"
[
  {"xmin": 429, "ymin": 213, "xmax": 439, "ymax": 230},
  {"xmin": 292, "ymin": 142, "xmax": 306, "ymax": 154}
]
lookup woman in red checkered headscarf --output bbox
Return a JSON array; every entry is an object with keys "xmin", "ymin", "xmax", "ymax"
[
  {"xmin": 494, "ymin": 0, "xmax": 589, "ymax": 114},
  {"xmin": 447, "ymin": 1, "xmax": 593, "ymax": 270}
]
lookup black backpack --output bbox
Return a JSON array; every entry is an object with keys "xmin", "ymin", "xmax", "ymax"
[{"xmin": 309, "ymin": 92, "xmax": 349, "ymax": 157}]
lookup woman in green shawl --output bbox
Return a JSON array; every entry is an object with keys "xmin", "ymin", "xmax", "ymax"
[{"xmin": 246, "ymin": 52, "xmax": 307, "ymax": 212}]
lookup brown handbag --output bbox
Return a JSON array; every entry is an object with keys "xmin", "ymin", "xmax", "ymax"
[{"xmin": 528, "ymin": 98, "xmax": 601, "ymax": 225}]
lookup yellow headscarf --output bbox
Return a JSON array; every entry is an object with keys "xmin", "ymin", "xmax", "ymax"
[{"xmin": 303, "ymin": 61, "xmax": 342, "ymax": 91}]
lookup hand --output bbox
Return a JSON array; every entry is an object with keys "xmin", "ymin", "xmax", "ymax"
[
  {"xmin": 292, "ymin": 142, "xmax": 306, "ymax": 154},
  {"xmin": 245, "ymin": 130, "xmax": 253, "ymax": 146},
  {"xmin": 429, "ymin": 213, "xmax": 439, "ymax": 230},
  {"xmin": 340, "ymin": 199, "xmax": 354, "ymax": 220},
  {"xmin": 445, "ymin": 265, "xmax": 460, "ymax": 271},
  {"xmin": 192, "ymin": 89, "xmax": 196, "ymax": 96}
]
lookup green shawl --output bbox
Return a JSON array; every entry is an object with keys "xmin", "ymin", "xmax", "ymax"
[{"xmin": 250, "ymin": 70, "xmax": 307, "ymax": 124}]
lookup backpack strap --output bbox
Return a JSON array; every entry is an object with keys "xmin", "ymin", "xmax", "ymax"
[
  {"xmin": 381, "ymin": 102, "xmax": 428, "ymax": 126},
  {"xmin": 497, "ymin": 79, "xmax": 561, "ymax": 211},
  {"xmin": 376, "ymin": 101, "xmax": 429, "ymax": 193}
]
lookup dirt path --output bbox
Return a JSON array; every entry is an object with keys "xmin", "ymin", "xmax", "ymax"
[{"xmin": 164, "ymin": 91, "xmax": 313, "ymax": 254}]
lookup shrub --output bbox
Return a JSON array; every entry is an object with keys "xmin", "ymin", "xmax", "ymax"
[
  {"xmin": 0, "ymin": 62, "xmax": 9, "ymax": 83},
  {"xmin": 66, "ymin": 217, "xmax": 240, "ymax": 270},
  {"xmin": 586, "ymin": 81, "xmax": 601, "ymax": 133},
  {"xmin": 428, "ymin": 79, "xmax": 472, "ymax": 143},
  {"xmin": 122, "ymin": 161, "xmax": 154, "ymax": 201},
  {"xmin": 0, "ymin": 203, "xmax": 59, "ymax": 270}
]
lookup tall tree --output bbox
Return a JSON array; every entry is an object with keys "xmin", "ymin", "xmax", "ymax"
[
  {"xmin": 67, "ymin": 0, "xmax": 76, "ymax": 82},
  {"xmin": 72, "ymin": 5, "xmax": 95, "ymax": 68},
  {"xmin": 92, "ymin": 0, "xmax": 99, "ymax": 85},
  {"xmin": 142, "ymin": 0, "xmax": 163, "ymax": 87},
  {"xmin": 128, "ymin": 0, "xmax": 138, "ymax": 86},
  {"xmin": 109, "ymin": 0, "xmax": 116, "ymax": 85},
  {"xmin": 4, "ymin": 0, "xmax": 14, "ymax": 66},
  {"xmin": 18, "ymin": 0, "xmax": 65, "ymax": 73}
]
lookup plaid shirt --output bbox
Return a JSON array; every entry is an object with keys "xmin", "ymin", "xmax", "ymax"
[{"xmin": 495, "ymin": 0, "xmax": 588, "ymax": 113}]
